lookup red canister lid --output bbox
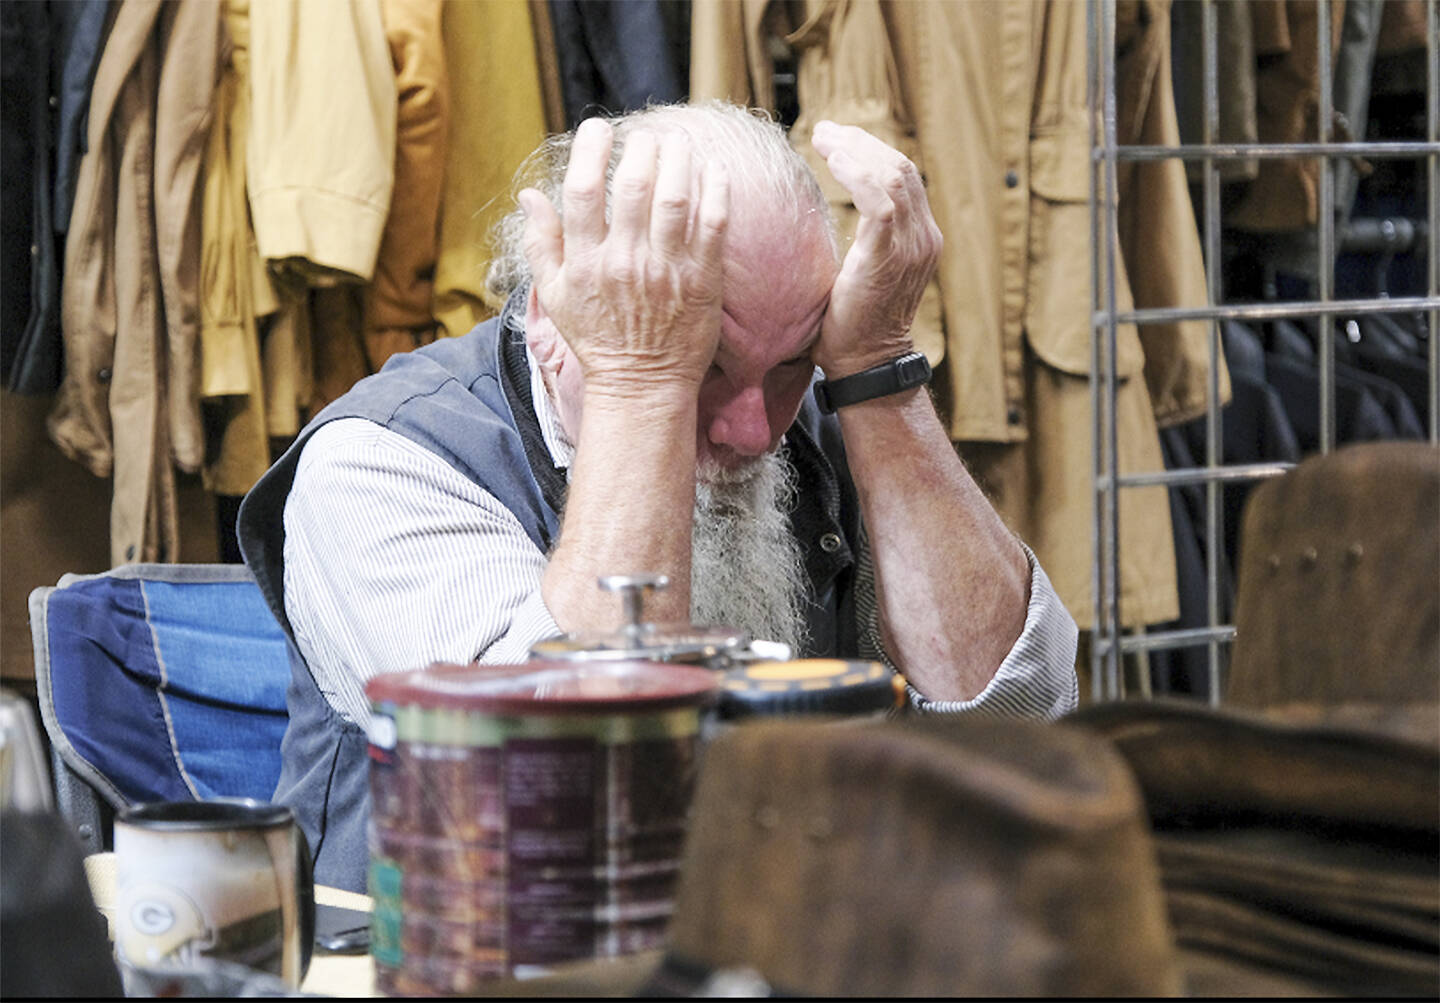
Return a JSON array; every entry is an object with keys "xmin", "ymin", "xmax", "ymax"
[{"xmin": 365, "ymin": 659, "xmax": 720, "ymax": 715}]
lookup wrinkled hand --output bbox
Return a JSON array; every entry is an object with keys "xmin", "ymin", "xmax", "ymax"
[
  {"xmin": 809, "ymin": 120, "xmax": 942, "ymax": 377},
  {"xmin": 519, "ymin": 118, "xmax": 730, "ymax": 397}
]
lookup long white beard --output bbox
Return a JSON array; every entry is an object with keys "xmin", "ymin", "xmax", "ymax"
[{"xmin": 690, "ymin": 452, "xmax": 810, "ymax": 653}]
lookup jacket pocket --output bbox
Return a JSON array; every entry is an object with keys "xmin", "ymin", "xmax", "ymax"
[{"xmin": 1024, "ymin": 129, "xmax": 1144, "ymax": 380}]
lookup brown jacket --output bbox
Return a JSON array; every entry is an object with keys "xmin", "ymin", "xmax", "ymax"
[
  {"xmin": 1229, "ymin": 0, "xmax": 1348, "ymax": 233},
  {"xmin": 49, "ymin": 0, "xmax": 222, "ymax": 565},
  {"xmin": 363, "ymin": 0, "xmax": 448, "ymax": 361}
]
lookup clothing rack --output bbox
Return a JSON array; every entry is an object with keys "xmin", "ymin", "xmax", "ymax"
[{"xmin": 1087, "ymin": 0, "xmax": 1440, "ymax": 704}]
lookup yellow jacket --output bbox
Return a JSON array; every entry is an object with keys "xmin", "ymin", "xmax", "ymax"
[{"xmin": 431, "ymin": 0, "xmax": 559, "ymax": 338}]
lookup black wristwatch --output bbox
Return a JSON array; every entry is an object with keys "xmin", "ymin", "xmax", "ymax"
[{"xmin": 813, "ymin": 351, "xmax": 932, "ymax": 414}]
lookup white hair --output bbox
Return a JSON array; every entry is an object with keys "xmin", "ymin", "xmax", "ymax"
[
  {"xmin": 486, "ymin": 100, "xmax": 836, "ymax": 316},
  {"xmin": 690, "ymin": 451, "xmax": 810, "ymax": 653}
]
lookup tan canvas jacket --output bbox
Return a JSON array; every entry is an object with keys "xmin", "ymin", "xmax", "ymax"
[
  {"xmin": 49, "ymin": 0, "xmax": 222, "ymax": 565},
  {"xmin": 692, "ymin": 0, "xmax": 1224, "ymax": 442}
]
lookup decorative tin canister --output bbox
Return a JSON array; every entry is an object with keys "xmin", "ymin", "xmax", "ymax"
[{"xmin": 364, "ymin": 659, "xmax": 719, "ymax": 996}]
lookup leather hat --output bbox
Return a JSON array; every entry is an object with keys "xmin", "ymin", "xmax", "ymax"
[
  {"xmin": 1066, "ymin": 698, "xmax": 1440, "ymax": 997},
  {"xmin": 656, "ymin": 715, "xmax": 1184, "ymax": 997},
  {"xmin": 1227, "ymin": 441, "xmax": 1440, "ymax": 711}
]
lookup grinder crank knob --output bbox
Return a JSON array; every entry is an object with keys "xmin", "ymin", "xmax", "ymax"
[{"xmin": 598, "ymin": 574, "xmax": 670, "ymax": 642}]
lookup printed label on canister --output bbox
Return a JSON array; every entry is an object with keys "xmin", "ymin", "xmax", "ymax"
[
  {"xmin": 368, "ymin": 857, "xmax": 404, "ymax": 968},
  {"xmin": 367, "ymin": 703, "xmax": 702, "ymax": 995}
]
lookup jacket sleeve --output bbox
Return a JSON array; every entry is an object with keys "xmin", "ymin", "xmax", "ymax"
[
  {"xmin": 247, "ymin": 0, "xmax": 396, "ymax": 282},
  {"xmin": 362, "ymin": 0, "xmax": 448, "ymax": 369}
]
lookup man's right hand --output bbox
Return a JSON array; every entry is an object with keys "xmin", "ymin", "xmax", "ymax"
[{"xmin": 518, "ymin": 118, "xmax": 730, "ymax": 400}]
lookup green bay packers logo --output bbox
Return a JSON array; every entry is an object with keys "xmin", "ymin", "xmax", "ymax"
[{"xmin": 117, "ymin": 883, "xmax": 216, "ymax": 967}]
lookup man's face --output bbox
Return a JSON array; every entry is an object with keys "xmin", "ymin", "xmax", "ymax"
[
  {"xmin": 697, "ymin": 215, "xmax": 838, "ymax": 477},
  {"xmin": 538, "ymin": 207, "xmax": 840, "ymax": 479}
]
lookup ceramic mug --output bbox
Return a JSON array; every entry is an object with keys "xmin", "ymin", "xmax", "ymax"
[{"xmin": 113, "ymin": 799, "xmax": 314, "ymax": 987}]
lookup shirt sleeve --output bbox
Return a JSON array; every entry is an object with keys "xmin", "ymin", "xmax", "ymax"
[
  {"xmin": 282, "ymin": 418, "xmax": 563, "ymax": 729},
  {"xmin": 857, "ymin": 536, "xmax": 1079, "ymax": 720}
]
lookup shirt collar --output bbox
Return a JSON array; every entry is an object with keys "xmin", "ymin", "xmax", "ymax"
[{"xmin": 525, "ymin": 342, "xmax": 577, "ymax": 473}]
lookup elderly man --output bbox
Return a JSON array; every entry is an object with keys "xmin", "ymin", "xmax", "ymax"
[{"xmin": 238, "ymin": 101, "xmax": 1078, "ymax": 892}]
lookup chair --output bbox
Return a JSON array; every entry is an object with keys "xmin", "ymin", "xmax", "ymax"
[{"xmin": 29, "ymin": 564, "xmax": 292, "ymax": 855}]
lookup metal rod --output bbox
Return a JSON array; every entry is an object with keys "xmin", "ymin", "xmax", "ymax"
[
  {"xmin": 1092, "ymin": 625, "xmax": 1238, "ymax": 656},
  {"xmin": 1109, "ymin": 294, "xmax": 1440, "ymax": 326},
  {"xmin": 1430, "ymin": 0, "xmax": 1439, "ymax": 444},
  {"xmin": 1109, "ymin": 141, "xmax": 1440, "ymax": 160},
  {"xmin": 1102, "ymin": 0, "xmax": 1122, "ymax": 701},
  {"xmin": 1106, "ymin": 461, "xmax": 1295, "ymax": 490},
  {"xmin": 1201, "ymin": 0, "xmax": 1224, "ymax": 706},
  {"xmin": 1319, "ymin": 0, "xmax": 1336, "ymax": 454},
  {"xmin": 1122, "ymin": 626, "xmax": 1238, "ymax": 654},
  {"xmin": 1088, "ymin": 0, "xmax": 1107, "ymax": 704}
]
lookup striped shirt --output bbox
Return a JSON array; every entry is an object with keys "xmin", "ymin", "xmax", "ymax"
[{"xmin": 283, "ymin": 359, "xmax": 1079, "ymax": 731}]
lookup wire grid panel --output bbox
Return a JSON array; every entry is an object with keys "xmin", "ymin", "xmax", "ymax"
[{"xmin": 1087, "ymin": 0, "xmax": 1440, "ymax": 704}]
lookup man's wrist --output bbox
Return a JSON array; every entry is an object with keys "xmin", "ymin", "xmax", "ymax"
[{"xmin": 814, "ymin": 351, "xmax": 932, "ymax": 414}]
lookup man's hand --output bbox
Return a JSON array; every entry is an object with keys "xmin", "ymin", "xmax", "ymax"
[
  {"xmin": 518, "ymin": 119, "xmax": 730, "ymax": 399},
  {"xmin": 809, "ymin": 120, "xmax": 942, "ymax": 377}
]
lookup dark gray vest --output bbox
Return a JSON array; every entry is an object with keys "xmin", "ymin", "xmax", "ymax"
[{"xmin": 238, "ymin": 306, "xmax": 861, "ymax": 892}]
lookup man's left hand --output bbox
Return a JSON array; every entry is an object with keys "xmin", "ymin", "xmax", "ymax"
[{"xmin": 809, "ymin": 121, "xmax": 943, "ymax": 378}]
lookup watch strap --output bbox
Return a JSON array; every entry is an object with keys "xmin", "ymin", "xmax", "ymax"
[{"xmin": 813, "ymin": 351, "xmax": 932, "ymax": 414}]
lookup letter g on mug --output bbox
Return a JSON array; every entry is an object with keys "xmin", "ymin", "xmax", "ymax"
[{"xmin": 114, "ymin": 799, "xmax": 314, "ymax": 988}]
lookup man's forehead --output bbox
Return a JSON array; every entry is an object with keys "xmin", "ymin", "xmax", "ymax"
[{"xmin": 721, "ymin": 211, "xmax": 838, "ymax": 315}]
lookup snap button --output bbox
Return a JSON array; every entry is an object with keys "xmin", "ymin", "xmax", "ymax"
[
  {"xmin": 819, "ymin": 532, "xmax": 842, "ymax": 553},
  {"xmin": 1300, "ymin": 547, "xmax": 1318, "ymax": 568},
  {"xmin": 1007, "ymin": 406, "xmax": 1022, "ymax": 425},
  {"xmin": 48, "ymin": 94, "xmax": 58, "ymax": 109},
  {"xmin": 1004, "ymin": 169, "xmax": 1019, "ymax": 189},
  {"xmin": 96, "ymin": 367, "xmax": 112, "ymax": 383},
  {"xmin": 1346, "ymin": 542, "xmax": 1364, "ymax": 563},
  {"xmin": 29, "ymin": 244, "xmax": 38, "ymax": 257}
]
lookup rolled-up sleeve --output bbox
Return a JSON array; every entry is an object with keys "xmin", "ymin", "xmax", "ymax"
[{"xmin": 904, "ymin": 543, "xmax": 1080, "ymax": 720}]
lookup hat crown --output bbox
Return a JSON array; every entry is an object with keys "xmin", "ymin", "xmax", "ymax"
[{"xmin": 667, "ymin": 717, "xmax": 1183, "ymax": 997}]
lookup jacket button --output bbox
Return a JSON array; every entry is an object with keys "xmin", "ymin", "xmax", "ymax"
[
  {"xmin": 819, "ymin": 532, "xmax": 842, "ymax": 554},
  {"xmin": 125, "ymin": 544, "xmax": 136, "ymax": 561},
  {"xmin": 96, "ymin": 368, "xmax": 112, "ymax": 383},
  {"xmin": 1007, "ymin": 406, "xmax": 1022, "ymax": 425},
  {"xmin": 1004, "ymin": 169, "xmax": 1020, "ymax": 188}
]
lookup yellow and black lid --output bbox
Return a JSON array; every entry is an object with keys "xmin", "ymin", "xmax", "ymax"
[{"xmin": 718, "ymin": 659, "xmax": 900, "ymax": 719}]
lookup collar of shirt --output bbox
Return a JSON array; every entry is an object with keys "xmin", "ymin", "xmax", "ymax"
[{"xmin": 526, "ymin": 343, "xmax": 577, "ymax": 473}]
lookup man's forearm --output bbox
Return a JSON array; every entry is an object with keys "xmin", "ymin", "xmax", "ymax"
[
  {"xmin": 836, "ymin": 385, "xmax": 1030, "ymax": 702},
  {"xmin": 542, "ymin": 389, "xmax": 698, "ymax": 632}
]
